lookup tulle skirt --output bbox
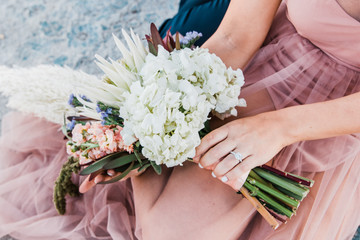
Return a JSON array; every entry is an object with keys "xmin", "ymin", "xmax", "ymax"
[
  {"xmin": 0, "ymin": 114, "xmax": 136, "ymax": 240},
  {"xmin": 0, "ymin": 4, "xmax": 359, "ymax": 240}
]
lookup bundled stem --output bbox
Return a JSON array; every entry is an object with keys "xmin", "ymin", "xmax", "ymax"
[
  {"xmin": 247, "ymin": 176, "xmax": 300, "ymax": 208},
  {"xmin": 243, "ymin": 181, "xmax": 294, "ymax": 218},
  {"xmin": 253, "ymin": 168, "xmax": 309, "ymax": 200},
  {"xmin": 261, "ymin": 165, "xmax": 314, "ymax": 187},
  {"xmin": 239, "ymin": 187, "xmax": 280, "ymax": 230}
]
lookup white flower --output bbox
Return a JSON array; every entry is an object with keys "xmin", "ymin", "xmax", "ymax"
[{"xmin": 76, "ymin": 31, "xmax": 246, "ymax": 167}]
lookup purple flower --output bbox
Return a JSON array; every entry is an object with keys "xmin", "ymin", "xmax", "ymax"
[
  {"xmin": 96, "ymin": 105, "xmax": 102, "ymax": 113},
  {"xmin": 106, "ymin": 108, "xmax": 113, "ymax": 114},
  {"xmin": 180, "ymin": 31, "xmax": 203, "ymax": 45},
  {"xmin": 100, "ymin": 112, "xmax": 108, "ymax": 119},
  {"xmin": 68, "ymin": 94, "xmax": 75, "ymax": 107},
  {"xmin": 67, "ymin": 119, "xmax": 76, "ymax": 130},
  {"xmin": 80, "ymin": 95, "xmax": 91, "ymax": 102}
]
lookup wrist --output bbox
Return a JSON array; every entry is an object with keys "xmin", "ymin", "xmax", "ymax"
[{"xmin": 264, "ymin": 109, "xmax": 300, "ymax": 147}]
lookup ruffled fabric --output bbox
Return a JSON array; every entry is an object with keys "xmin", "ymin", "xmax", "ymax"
[
  {"xmin": 0, "ymin": 112, "xmax": 136, "ymax": 240},
  {"xmin": 132, "ymin": 4, "xmax": 360, "ymax": 240},
  {"xmin": 0, "ymin": 3, "xmax": 359, "ymax": 240}
]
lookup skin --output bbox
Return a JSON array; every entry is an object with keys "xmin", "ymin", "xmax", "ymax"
[{"xmin": 80, "ymin": 0, "xmax": 360, "ymax": 193}]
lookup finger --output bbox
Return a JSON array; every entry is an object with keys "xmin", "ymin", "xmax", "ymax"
[
  {"xmin": 107, "ymin": 169, "xmax": 116, "ymax": 176},
  {"xmin": 199, "ymin": 139, "xmax": 236, "ymax": 170},
  {"xmin": 194, "ymin": 126, "xmax": 228, "ymax": 162},
  {"xmin": 219, "ymin": 157, "xmax": 255, "ymax": 190},
  {"xmin": 96, "ymin": 171, "xmax": 125, "ymax": 183},
  {"xmin": 231, "ymin": 170, "xmax": 251, "ymax": 191},
  {"xmin": 212, "ymin": 150, "xmax": 250, "ymax": 178},
  {"xmin": 94, "ymin": 174, "xmax": 105, "ymax": 184},
  {"xmin": 79, "ymin": 175, "xmax": 96, "ymax": 193}
]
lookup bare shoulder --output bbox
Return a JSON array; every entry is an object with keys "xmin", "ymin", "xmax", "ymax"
[{"xmin": 336, "ymin": 0, "xmax": 360, "ymax": 22}]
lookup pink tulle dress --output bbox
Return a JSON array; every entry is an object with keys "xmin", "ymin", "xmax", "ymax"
[{"xmin": 0, "ymin": 1, "xmax": 359, "ymax": 239}]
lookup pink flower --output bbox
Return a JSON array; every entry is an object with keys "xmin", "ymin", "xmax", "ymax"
[
  {"xmin": 79, "ymin": 155, "xmax": 92, "ymax": 165},
  {"xmin": 67, "ymin": 121, "xmax": 134, "ymax": 163},
  {"xmin": 71, "ymin": 122, "xmax": 91, "ymax": 145}
]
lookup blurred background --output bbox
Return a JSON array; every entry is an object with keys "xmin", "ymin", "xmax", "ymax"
[
  {"xmin": 0, "ymin": 0, "xmax": 179, "ymax": 131},
  {"xmin": 0, "ymin": 0, "xmax": 178, "ymax": 239}
]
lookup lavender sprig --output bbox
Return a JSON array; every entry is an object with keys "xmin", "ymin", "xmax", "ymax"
[{"xmin": 180, "ymin": 31, "xmax": 203, "ymax": 48}]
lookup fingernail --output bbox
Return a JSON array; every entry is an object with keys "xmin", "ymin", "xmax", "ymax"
[
  {"xmin": 221, "ymin": 176, "xmax": 228, "ymax": 183},
  {"xmin": 107, "ymin": 170, "xmax": 115, "ymax": 176},
  {"xmin": 198, "ymin": 163, "xmax": 204, "ymax": 169},
  {"xmin": 211, "ymin": 172, "xmax": 217, "ymax": 178},
  {"xmin": 94, "ymin": 175, "xmax": 104, "ymax": 184}
]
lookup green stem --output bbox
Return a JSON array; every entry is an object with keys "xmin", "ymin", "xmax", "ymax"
[
  {"xmin": 249, "ymin": 170, "xmax": 270, "ymax": 186},
  {"xmin": 274, "ymin": 185, "xmax": 303, "ymax": 201},
  {"xmin": 243, "ymin": 181, "xmax": 294, "ymax": 218},
  {"xmin": 253, "ymin": 168, "xmax": 309, "ymax": 199},
  {"xmin": 247, "ymin": 177, "xmax": 300, "ymax": 208}
]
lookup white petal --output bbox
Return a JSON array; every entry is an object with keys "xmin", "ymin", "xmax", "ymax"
[
  {"xmin": 95, "ymin": 54, "xmax": 115, "ymax": 71},
  {"xmin": 95, "ymin": 61, "xmax": 129, "ymax": 90},
  {"xmin": 122, "ymin": 29, "xmax": 145, "ymax": 71},
  {"xmin": 109, "ymin": 58, "xmax": 137, "ymax": 85},
  {"xmin": 112, "ymin": 33, "xmax": 135, "ymax": 70},
  {"xmin": 130, "ymin": 28, "xmax": 147, "ymax": 59}
]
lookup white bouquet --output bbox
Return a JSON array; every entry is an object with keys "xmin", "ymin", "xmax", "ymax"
[
  {"xmin": 72, "ymin": 24, "xmax": 246, "ymax": 168},
  {"xmin": 0, "ymin": 23, "xmax": 313, "ymax": 229}
]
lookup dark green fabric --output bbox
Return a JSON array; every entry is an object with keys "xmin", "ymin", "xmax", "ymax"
[{"xmin": 159, "ymin": 0, "xmax": 230, "ymax": 46}]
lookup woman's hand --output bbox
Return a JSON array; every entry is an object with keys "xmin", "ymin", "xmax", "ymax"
[
  {"xmin": 193, "ymin": 111, "xmax": 292, "ymax": 191},
  {"xmin": 79, "ymin": 168, "xmax": 144, "ymax": 193}
]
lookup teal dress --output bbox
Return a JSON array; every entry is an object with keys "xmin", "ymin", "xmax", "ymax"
[{"xmin": 159, "ymin": 0, "xmax": 230, "ymax": 46}]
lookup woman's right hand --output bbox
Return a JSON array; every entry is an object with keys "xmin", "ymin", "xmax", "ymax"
[{"xmin": 193, "ymin": 110, "xmax": 293, "ymax": 191}]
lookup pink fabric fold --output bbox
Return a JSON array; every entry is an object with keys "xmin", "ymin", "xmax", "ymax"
[
  {"xmin": 0, "ymin": 2, "xmax": 359, "ymax": 240},
  {"xmin": 0, "ymin": 112, "xmax": 136, "ymax": 240}
]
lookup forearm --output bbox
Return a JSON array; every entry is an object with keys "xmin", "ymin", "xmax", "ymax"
[
  {"xmin": 201, "ymin": 0, "xmax": 281, "ymax": 69},
  {"xmin": 276, "ymin": 92, "xmax": 360, "ymax": 145}
]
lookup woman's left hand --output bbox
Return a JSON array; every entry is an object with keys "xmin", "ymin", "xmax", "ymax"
[
  {"xmin": 79, "ymin": 168, "xmax": 145, "ymax": 193},
  {"xmin": 193, "ymin": 111, "xmax": 292, "ymax": 191}
]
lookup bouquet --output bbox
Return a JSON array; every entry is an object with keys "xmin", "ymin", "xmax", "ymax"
[{"xmin": 51, "ymin": 24, "xmax": 314, "ymax": 229}]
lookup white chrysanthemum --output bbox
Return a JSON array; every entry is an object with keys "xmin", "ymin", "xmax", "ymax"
[{"xmin": 0, "ymin": 65, "xmax": 100, "ymax": 124}]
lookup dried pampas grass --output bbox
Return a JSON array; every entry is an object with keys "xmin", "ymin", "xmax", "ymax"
[{"xmin": 0, "ymin": 65, "xmax": 100, "ymax": 124}]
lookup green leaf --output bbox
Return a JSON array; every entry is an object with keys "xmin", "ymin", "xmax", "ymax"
[
  {"xmin": 138, "ymin": 162, "xmax": 151, "ymax": 172},
  {"xmin": 79, "ymin": 152, "xmax": 123, "ymax": 175},
  {"xmin": 62, "ymin": 114, "xmax": 72, "ymax": 140},
  {"xmin": 61, "ymin": 124, "xmax": 71, "ymax": 140},
  {"xmin": 134, "ymin": 149, "xmax": 144, "ymax": 164},
  {"xmin": 150, "ymin": 161, "xmax": 162, "ymax": 175},
  {"xmin": 147, "ymin": 41, "xmax": 158, "ymax": 56},
  {"xmin": 99, "ymin": 160, "xmax": 135, "ymax": 184},
  {"xmin": 88, "ymin": 169, "xmax": 104, "ymax": 181},
  {"xmin": 204, "ymin": 120, "xmax": 211, "ymax": 133},
  {"xmin": 103, "ymin": 153, "xmax": 138, "ymax": 170}
]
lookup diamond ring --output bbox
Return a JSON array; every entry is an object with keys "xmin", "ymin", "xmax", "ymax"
[{"xmin": 230, "ymin": 151, "xmax": 243, "ymax": 163}]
